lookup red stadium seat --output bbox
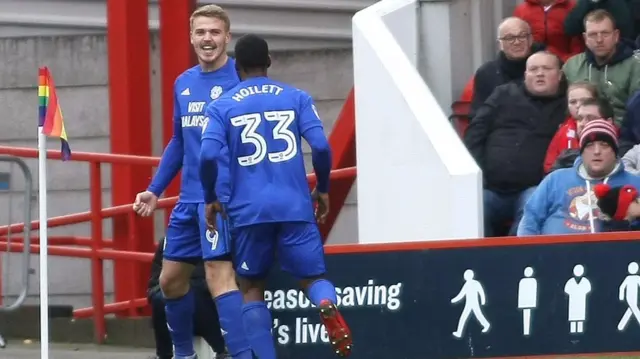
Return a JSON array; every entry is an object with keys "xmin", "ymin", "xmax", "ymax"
[
  {"xmin": 449, "ymin": 77, "xmax": 474, "ymax": 138},
  {"xmin": 449, "ymin": 100, "xmax": 471, "ymax": 138}
]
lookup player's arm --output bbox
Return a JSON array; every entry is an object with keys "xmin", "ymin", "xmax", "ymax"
[
  {"xmin": 199, "ymin": 105, "xmax": 227, "ymax": 204},
  {"xmin": 147, "ymin": 88, "xmax": 185, "ymax": 197},
  {"xmin": 298, "ymin": 93, "xmax": 332, "ymax": 223},
  {"xmin": 199, "ymin": 105, "xmax": 227, "ymax": 231},
  {"xmin": 133, "ymin": 88, "xmax": 184, "ymax": 216},
  {"xmin": 298, "ymin": 94, "xmax": 332, "ymax": 194}
]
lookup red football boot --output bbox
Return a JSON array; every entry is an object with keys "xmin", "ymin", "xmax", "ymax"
[{"xmin": 319, "ymin": 299, "xmax": 352, "ymax": 357}]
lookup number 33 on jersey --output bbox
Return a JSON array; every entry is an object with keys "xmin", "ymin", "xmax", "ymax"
[
  {"xmin": 201, "ymin": 76, "xmax": 329, "ymax": 227},
  {"xmin": 231, "ymin": 110, "xmax": 297, "ymax": 165},
  {"xmin": 202, "ymin": 79, "xmax": 324, "ymax": 169}
]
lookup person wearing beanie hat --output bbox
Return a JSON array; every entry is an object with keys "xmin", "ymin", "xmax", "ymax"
[
  {"xmin": 518, "ymin": 117, "xmax": 640, "ymax": 235},
  {"xmin": 579, "ymin": 119, "xmax": 619, "ymax": 157},
  {"xmin": 549, "ymin": 97, "xmax": 617, "ymax": 172}
]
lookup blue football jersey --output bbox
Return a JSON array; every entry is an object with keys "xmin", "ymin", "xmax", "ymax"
[
  {"xmin": 202, "ymin": 76, "xmax": 325, "ymax": 227},
  {"xmin": 172, "ymin": 60, "xmax": 239, "ymax": 203}
]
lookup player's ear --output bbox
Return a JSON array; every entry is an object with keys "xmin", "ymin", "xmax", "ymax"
[{"xmin": 266, "ymin": 55, "xmax": 271, "ymax": 69}]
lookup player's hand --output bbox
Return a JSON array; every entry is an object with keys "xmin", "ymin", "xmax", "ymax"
[
  {"xmin": 204, "ymin": 201, "xmax": 225, "ymax": 232},
  {"xmin": 133, "ymin": 191, "xmax": 158, "ymax": 217},
  {"xmin": 311, "ymin": 188, "xmax": 329, "ymax": 224}
]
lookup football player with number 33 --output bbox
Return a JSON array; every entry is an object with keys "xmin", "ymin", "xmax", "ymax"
[{"xmin": 200, "ymin": 34, "xmax": 353, "ymax": 358}]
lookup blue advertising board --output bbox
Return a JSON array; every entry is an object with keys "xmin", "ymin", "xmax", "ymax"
[{"xmin": 266, "ymin": 236, "xmax": 640, "ymax": 359}]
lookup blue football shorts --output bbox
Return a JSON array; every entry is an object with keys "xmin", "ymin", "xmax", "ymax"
[
  {"xmin": 231, "ymin": 221, "xmax": 327, "ymax": 279},
  {"xmin": 163, "ymin": 202, "xmax": 231, "ymax": 262}
]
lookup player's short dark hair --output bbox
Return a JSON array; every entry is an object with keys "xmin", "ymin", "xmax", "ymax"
[
  {"xmin": 235, "ymin": 34, "xmax": 271, "ymax": 70},
  {"xmin": 581, "ymin": 97, "xmax": 615, "ymax": 120}
]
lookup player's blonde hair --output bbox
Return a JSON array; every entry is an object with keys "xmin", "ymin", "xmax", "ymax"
[{"xmin": 190, "ymin": 4, "xmax": 230, "ymax": 32}]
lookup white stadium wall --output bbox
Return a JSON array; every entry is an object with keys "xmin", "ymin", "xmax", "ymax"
[{"xmin": 352, "ymin": 0, "xmax": 483, "ymax": 243}]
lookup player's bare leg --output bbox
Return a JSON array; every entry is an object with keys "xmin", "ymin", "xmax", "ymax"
[
  {"xmin": 159, "ymin": 261, "xmax": 195, "ymax": 298},
  {"xmin": 237, "ymin": 277, "xmax": 266, "ymax": 303},
  {"xmin": 301, "ymin": 277, "xmax": 352, "ymax": 357},
  {"xmin": 205, "ymin": 260, "xmax": 257, "ymax": 359},
  {"xmin": 205, "ymin": 260, "xmax": 238, "ymax": 297}
]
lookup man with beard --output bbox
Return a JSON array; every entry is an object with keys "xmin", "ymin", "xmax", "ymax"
[
  {"xmin": 132, "ymin": 5, "xmax": 255, "ymax": 359},
  {"xmin": 470, "ymin": 17, "xmax": 545, "ymax": 117}
]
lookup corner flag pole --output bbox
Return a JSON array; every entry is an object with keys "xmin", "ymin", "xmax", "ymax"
[
  {"xmin": 38, "ymin": 65, "xmax": 71, "ymax": 359},
  {"xmin": 37, "ymin": 127, "xmax": 50, "ymax": 359}
]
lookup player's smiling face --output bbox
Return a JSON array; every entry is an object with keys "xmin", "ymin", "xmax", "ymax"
[{"xmin": 190, "ymin": 16, "xmax": 230, "ymax": 67}]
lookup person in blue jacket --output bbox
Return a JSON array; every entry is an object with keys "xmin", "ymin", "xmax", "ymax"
[{"xmin": 518, "ymin": 119, "xmax": 640, "ymax": 235}]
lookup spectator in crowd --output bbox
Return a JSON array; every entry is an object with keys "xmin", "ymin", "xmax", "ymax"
[
  {"xmin": 630, "ymin": 0, "xmax": 640, "ymax": 43},
  {"xmin": 564, "ymin": 0, "xmax": 635, "ymax": 41},
  {"xmin": 464, "ymin": 51, "xmax": 567, "ymax": 237},
  {"xmin": 619, "ymin": 90, "xmax": 640, "ymax": 155},
  {"xmin": 563, "ymin": 9, "xmax": 640, "ymax": 126},
  {"xmin": 544, "ymin": 81, "xmax": 599, "ymax": 173},
  {"xmin": 514, "ymin": 0, "xmax": 585, "ymax": 62},
  {"xmin": 548, "ymin": 97, "xmax": 618, "ymax": 173},
  {"xmin": 622, "ymin": 140, "xmax": 640, "ymax": 174},
  {"xmin": 470, "ymin": 17, "xmax": 545, "ymax": 117},
  {"xmin": 148, "ymin": 238, "xmax": 229, "ymax": 359},
  {"xmin": 620, "ymin": 93, "xmax": 640, "ymax": 170},
  {"xmin": 549, "ymin": 97, "xmax": 617, "ymax": 171},
  {"xmin": 518, "ymin": 119, "xmax": 640, "ymax": 235}
]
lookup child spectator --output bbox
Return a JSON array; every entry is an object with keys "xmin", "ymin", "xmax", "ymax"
[{"xmin": 544, "ymin": 81, "xmax": 598, "ymax": 173}]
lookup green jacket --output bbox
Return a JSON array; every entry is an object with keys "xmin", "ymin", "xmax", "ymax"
[
  {"xmin": 563, "ymin": 43, "xmax": 640, "ymax": 126},
  {"xmin": 564, "ymin": 0, "xmax": 635, "ymax": 40}
]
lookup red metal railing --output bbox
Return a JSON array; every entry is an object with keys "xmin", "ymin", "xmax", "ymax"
[{"xmin": 0, "ymin": 145, "xmax": 356, "ymax": 342}]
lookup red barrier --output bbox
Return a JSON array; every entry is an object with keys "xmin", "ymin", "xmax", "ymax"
[
  {"xmin": 319, "ymin": 89, "xmax": 357, "ymax": 240},
  {"xmin": 107, "ymin": 0, "xmax": 155, "ymax": 309},
  {"xmin": 0, "ymin": 145, "xmax": 356, "ymax": 342},
  {"xmin": 159, "ymin": 0, "xmax": 197, "ymax": 220}
]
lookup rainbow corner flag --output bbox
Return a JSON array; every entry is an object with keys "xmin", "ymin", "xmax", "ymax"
[{"xmin": 38, "ymin": 67, "xmax": 71, "ymax": 161}]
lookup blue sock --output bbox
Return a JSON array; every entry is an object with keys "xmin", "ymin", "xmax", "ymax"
[
  {"xmin": 242, "ymin": 301, "xmax": 276, "ymax": 359},
  {"xmin": 307, "ymin": 279, "xmax": 338, "ymax": 306},
  {"xmin": 164, "ymin": 289, "xmax": 195, "ymax": 357},
  {"xmin": 215, "ymin": 290, "xmax": 254, "ymax": 359}
]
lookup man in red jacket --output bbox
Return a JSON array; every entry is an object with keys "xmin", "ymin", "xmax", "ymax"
[{"xmin": 514, "ymin": 0, "xmax": 584, "ymax": 62}]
